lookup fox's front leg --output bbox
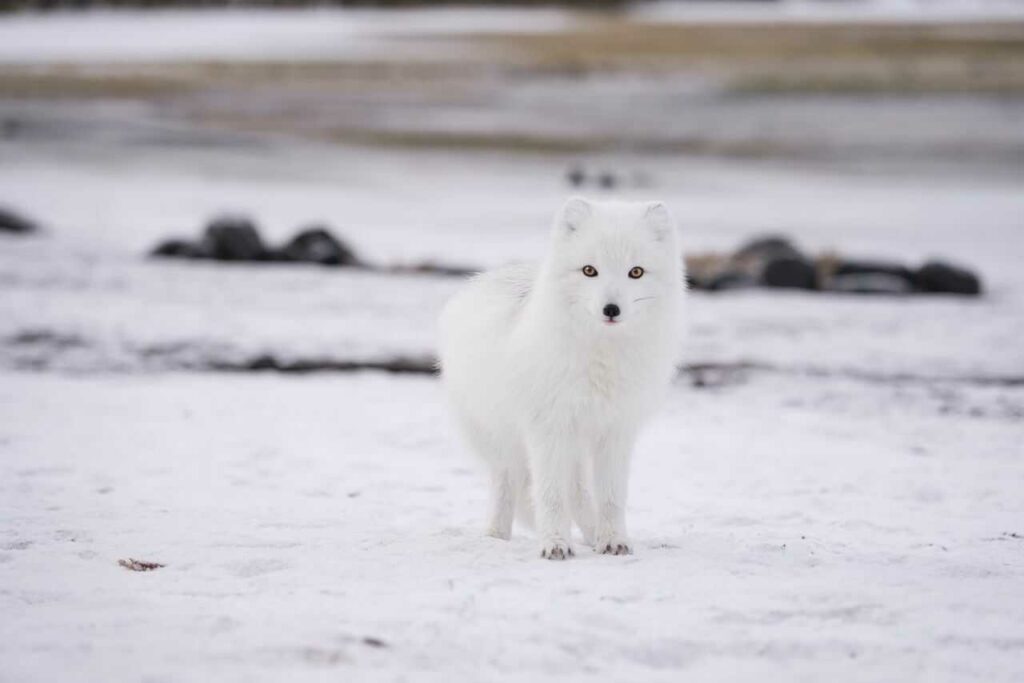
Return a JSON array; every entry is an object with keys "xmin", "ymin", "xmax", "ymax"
[
  {"xmin": 526, "ymin": 429, "xmax": 574, "ymax": 560},
  {"xmin": 570, "ymin": 457, "xmax": 597, "ymax": 547},
  {"xmin": 593, "ymin": 428, "xmax": 635, "ymax": 555}
]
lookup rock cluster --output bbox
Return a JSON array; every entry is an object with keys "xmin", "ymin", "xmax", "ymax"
[
  {"xmin": 150, "ymin": 215, "xmax": 477, "ymax": 276},
  {"xmin": 687, "ymin": 235, "xmax": 982, "ymax": 296},
  {"xmin": 151, "ymin": 216, "xmax": 360, "ymax": 266},
  {"xmin": 150, "ymin": 219, "xmax": 982, "ymax": 296},
  {"xmin": 0, "ymin": 207, "xmax": 39, "ymax": 235}
]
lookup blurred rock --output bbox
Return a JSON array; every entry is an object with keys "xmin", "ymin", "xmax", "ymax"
[
  {"xmin": 1, "ymin": 118, "xmax": 20, "ymax": 140},
  {"xmin": 835, "ymin": 259, "xmax": 915, "ymax": 281},
  {"xmin": 277, "ymin": 226, "xmax": 359, "ymax": 266},
  {"xmin": 684, "ymin": 252, "xmax": 726, "ymax": 290},
  {"xmin": 151, "ymin": 238, "xmax": 209, "ymax": 259},
  {"xmin": 688, "ymin": 235, "xmax": 983, "ymax": 297},
  {"xmin": 0, "ymin": 207, "xmax": 39, "ymax": 234},
  {"xmin": 731, "ymin": 236, "xmax": 815, "ymax": 289},
  {"xmin": 397, "ymin": 261, "xmax": 477, "ymax": 277},
  {"xmin": 597, "ymin": 172, "xmax": 617, "ymax": 189},
  {"xmin": 915, "ymin": 261, "xmax": 982, "ymax": 296},
  {"xmin": 566, "ymin": 165, "xmax": 586, "ymax": 187},
  {"xmin": 708, "ymin": 271, "xmax": 758, "ymax": 291},
  {"xmin": 762, "ymin": 256, "xmax": 817, "ymax": 289},
  {"xmin": 733, "ymin": 235, "xmax": 804, "ymax": 265},
  {"xmin": 818, "ymin": 258, "xmax": 916, "ymax": 293},
  {"xmin": 829, "ymin": 272, "xmax": 914, "ymax": 295},
  {"xmin": 200, "ymin": 216, "xmax": 266, "ymax": 261}
]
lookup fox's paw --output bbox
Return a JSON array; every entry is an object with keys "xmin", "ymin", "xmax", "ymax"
[
  {"xmin": 596, "ymin": 536, "xmax": 632, "ymax": 556},
  {"xmin": 539, "ymin": 539, "xmax": 575, "ymax": 561}
]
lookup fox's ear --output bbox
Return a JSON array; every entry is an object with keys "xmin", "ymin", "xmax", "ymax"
[
  {"xmin": 558, "ymin": 196, "xmax": 592, "ymax": 236},
  {"xmin": 644, "ymin": 202, "xmax": 673, "ymax": 242}
]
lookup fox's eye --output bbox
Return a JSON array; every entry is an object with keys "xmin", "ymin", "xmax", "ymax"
[
  {"xmin": 629, "ymin": 266, "xmax": 645, "ymax": 279},
  {"xmin": 582, "ymin": 265, "xmax": 598, "ymax": 277}
]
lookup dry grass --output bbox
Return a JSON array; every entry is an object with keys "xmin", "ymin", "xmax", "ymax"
[
  {"xmin": 118, "ymin": 558, "xmax": 165, "ymax": 571},
  {"xmin": 4, "ymin": 20, "xmax": 1023, "ymax": 97},
  {"xmin": 3, "ymin": 19, "xmax": 1022, "ymax": 152},
  {"xmin": 458, "ymin": 19, "xmax": 1024, "ymax": 93},
  {"xmin": 467, "ymin": 19, "xmax": 1024, "ymax": 65}
]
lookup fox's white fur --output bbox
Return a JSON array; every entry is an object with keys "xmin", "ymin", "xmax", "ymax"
[{"xmin": 438, "ymin": 197, "xmax": 684, "ymax": 559}]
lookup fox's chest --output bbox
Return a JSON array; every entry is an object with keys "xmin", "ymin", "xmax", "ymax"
[
  {"xmin": 541, "ymin": 341, "xmax": 652, "ymax": 406},
  {"xmin": 580, "ymin": 349, "xmax": 630, "ymax": 399},
  {"xmin": 514, "ymin": 323, "xmax": 673, "ymax": 421}
]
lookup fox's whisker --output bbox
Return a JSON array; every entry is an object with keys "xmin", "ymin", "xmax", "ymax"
[{"xmin": 633, "ymin": 296, "xmax": 657, "ymax": 303}]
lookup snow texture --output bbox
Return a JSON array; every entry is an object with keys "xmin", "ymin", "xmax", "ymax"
[
  {"xmin": 2, "ymin": 137, "xmax": 1022, "ymax": 680},
  {"xmin": 1, "ymin": 371, "xmax": 1022, "ymax": 682},
  {"xmin": 1, "ymin": 8, "xmax": 1023, "ymax": 676}
]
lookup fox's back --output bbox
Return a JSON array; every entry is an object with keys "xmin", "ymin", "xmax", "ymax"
[{"xmin": 437, "ymin": 262, "xmax": 537, "ymax": 408}]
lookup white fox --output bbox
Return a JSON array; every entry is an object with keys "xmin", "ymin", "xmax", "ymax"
[{"xmin": 438, "ymin": 197, "xmax": 684, "ymax": 559}]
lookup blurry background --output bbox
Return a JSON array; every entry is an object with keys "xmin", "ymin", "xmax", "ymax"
[
  {"xmin": 1, "ymin": 0, "xmax": 1022, "ymax": 375},
  {"xmin": 2, "ymin": 1, "xmax": 1023, "ymax": 681}
]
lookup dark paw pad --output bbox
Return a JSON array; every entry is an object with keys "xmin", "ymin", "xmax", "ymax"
[
  {"xmin": 541, "ymin": 545, "xmax": 574, "ymax": 560},
  {"xmin": 600, "ymin": 543, "xmax": 631, "ymax": 556}
]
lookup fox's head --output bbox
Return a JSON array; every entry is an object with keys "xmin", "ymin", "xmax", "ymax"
[{"xmin": 542, "ymin": 197, "xmax": 683, "ymax": 330}]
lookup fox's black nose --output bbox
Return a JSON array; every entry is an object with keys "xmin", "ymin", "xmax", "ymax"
[{"xmin": 603, "ymin": 303, "xmax": 621, "ymax": 319}]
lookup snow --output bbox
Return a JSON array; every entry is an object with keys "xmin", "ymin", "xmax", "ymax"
[
  {"xmin": 3, "ymin": 2, "xmax": 1024, "ymax": 66},
  {"xmin": 1, "ymin": 136, "xmax": 1022, "ymax": 379},
  {"xmin": 1, "ymin": 135, "xmax": 1022, "ymax": 680},
  {"xmin": 1, "ymin": 370, "xmax": 1022, "ymax": 681},
  {"xmin": 0, "ymin": 7, "xmax": 574, "ymax": 64},
  {"xmin": 2, "ymin": 9, "xmax": 1024, "ymax": 675}
]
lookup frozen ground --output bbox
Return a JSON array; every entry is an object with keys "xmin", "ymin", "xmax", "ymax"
[
  {"xmin": 1, "ymin": 132, "xmax": 1023, "ymax": 379},
  {"xmin": 1, "ymin": 7, "xmax": 1023, "ymax": 679},
  {"xmin": 2, "ymin": 369, "xmax": 1022, "ymax": 682},
  {"xmin": 1, "ymin": 131, "xmax": 1023, "ymax": 681},
  {"xmin": 0, "ymin": 6, "xmax": 576, "ymax": 64}
]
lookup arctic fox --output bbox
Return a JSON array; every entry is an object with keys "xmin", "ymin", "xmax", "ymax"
[{"xmin": 438, "ymin": 197, "xmax": 684, "ymax": 560}]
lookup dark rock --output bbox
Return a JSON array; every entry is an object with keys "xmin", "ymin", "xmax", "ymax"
[
  {"xmin": 708, "ymin": 271, "xmax": 758, "ymax": 291},
  {"xmin": 396, "ymin": 261, "xmax": 477, "ymax": 277},
  {"xmin": 1, "ymin": 118, "xmax": 21, "ymax": 139},
  {"xmin": 915, "ymin": 261, "xmax": 982, "ymax": 296},
  {"xmin": 822, "ymin": 259, "xmax": 916, "ymax": 293},
  {"xmin": 200, "ymin": 216, "xmax": 266, "ymax": 261},
  {"xmin": 835, "ymin": 259, "xmax": 914, "ymax": 281},
  {"xmin": 731, "ymin": 235, "xmax": 812, "ymax": 289},
  {"xmin": 277, "ymin": 226, "xmax": 359, "ymax": 266},
  {"xmin": 0, "ymin": 207, "xmax": 39, "ymax": 234},
  {"xmin": 597, "ymin": 172, "xmax": 617, "ymax": 189},
  {"xmin": 762, "ymin": 256, "xmax": 817, "ymax": 289},
  {"xmin": 829, "ymin": 272, "xmax": 914, "ymax": 295},
  {"xmin": 733, "ymin": 235, "xmax": 804, "ymax": 264},
  {"xmin": 566, "ymin": 166, "xmax": 586, "ymax": 187},
  {"xmin": 684, "ymin": 253, "xmax": 726, "ymax": 290},
  {"xmin": 150, "ymin": 238, "xmax": 209, "ymax": 259}
]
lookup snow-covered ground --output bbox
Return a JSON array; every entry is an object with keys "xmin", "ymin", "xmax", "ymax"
[
  {"xmin": 0, "ymin": 6, "xmax": 576, "ymax": 64},
  {"xmin": 2, "ymin": 129, "xmax": 1023, "ymax": 681},
  {"xmin": 2, "ymin": 369, "xmax": 1022, "ymax": 682},
  {"xmin": 1, "ymin": 6, "xmax": 1023, "ymax": 680},
  {"xmin": 2, "ymin": 133, "xmax": 1022, "ymax": 379}
]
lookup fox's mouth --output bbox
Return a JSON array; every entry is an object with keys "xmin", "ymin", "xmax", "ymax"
[{"xmin": 603, "ymin": 318, "xmax": 619, "ymax": 325}]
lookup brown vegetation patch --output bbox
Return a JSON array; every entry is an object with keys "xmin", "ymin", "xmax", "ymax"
[{"xmin": 118, "ymin": 558, "xmax": 165, "ymax": 571}]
